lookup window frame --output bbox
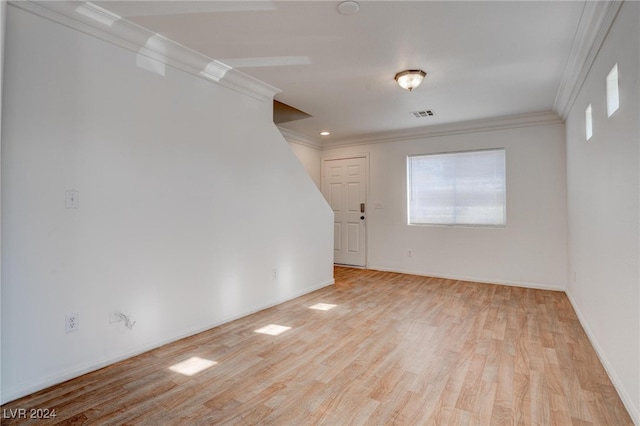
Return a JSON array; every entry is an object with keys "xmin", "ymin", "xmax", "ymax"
[
  {"xmin": 585, "ymin": 104, "xmax": 593, "ymax": 141},
  {"xmin": 606, "ymin": 63, "xmax": 619, "ymax": 117},
  {"xmin": 407, "ymin": 148, "xmax": 507, "ymax": 228}
]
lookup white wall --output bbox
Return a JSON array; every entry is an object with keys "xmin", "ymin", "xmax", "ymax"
[
  {"xmin": 323, "ymin": 121, "xmax": 568, "ymax": 289},
  {"xmin": 287, "ymin": 141, "xmax": 322, "ymax": 189},
  {"xmin": 0, "ymin": 0, "xmax": 6, "ymax": 394},
  {"xmin": 565, "ymin": 1, "xmax": 639, "ymax": 421},
  {"xmin": 1, "ymin": 6, "xmax": 333, "ymax": 403}
]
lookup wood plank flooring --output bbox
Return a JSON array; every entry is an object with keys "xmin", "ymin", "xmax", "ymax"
[{"xmin": 2, "ymin": 267, "xmax": 633, "ymax": 425}]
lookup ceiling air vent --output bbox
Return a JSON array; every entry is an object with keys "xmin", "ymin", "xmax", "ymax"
[{"xmin": 411, "ymin": 109, "xmax": 435, "ymax": 118}]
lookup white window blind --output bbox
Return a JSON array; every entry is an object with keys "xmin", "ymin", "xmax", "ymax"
[{"xmin": 408, "ymin": 149, "xmax": 506, "ymax": 226}]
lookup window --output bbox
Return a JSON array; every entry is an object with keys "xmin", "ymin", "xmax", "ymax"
[
  {"xmin": 585, "ymin": 104, "xmax": 593, "ymax": 140},
  {"xmin": 407, "ymin": 149, "xmax": 506, "ymax": 226},
  {"xmin": 606, "ymin": 64, "xmax": 619, "ymax": 117}
]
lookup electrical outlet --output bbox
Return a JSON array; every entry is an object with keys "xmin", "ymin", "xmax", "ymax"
[
  {"xmin": 65, "ymin": 313, "xmax": 79, "ymax": 333},
  {"xmin": 110, "ymin": 306, "xmax": 122, "ymax": 323},
  {"xmin": 272, "ymin": 268, "xmax": 278, "ymax": 280},
  {"xmin": 408, "ymin": 249, "xmax": 413, "ymax": 257}
]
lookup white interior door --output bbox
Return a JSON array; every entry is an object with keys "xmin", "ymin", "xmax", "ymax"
[{"xmin": 322, "ymin": 157, "xmax": 366, "ymax": 267}]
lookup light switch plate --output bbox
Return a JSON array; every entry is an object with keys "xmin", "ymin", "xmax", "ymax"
[{"xmin": 65, "ymin": 190, "xmax": 79, "ymax": 209}]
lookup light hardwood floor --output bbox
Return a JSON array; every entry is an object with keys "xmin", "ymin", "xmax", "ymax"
[{"xmin": 2, "ymin": 267, "xmax": 633, "ymax": 425}]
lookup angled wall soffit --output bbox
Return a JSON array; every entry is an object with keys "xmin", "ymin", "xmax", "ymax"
[
  {"xmin": 273, "ymin": 100, "xmax": 312, "ymax": 125},
  {"xmin": 553, "ymin": 1, "xmax": 624, "ymax": 120},
  {"xmin": 10, "ymin": 1, "xmax": 281, "ymax": 102}
]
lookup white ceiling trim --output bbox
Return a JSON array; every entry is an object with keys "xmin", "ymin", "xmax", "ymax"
[
  {"xmin": 553, "ymin": 0, "xmax": 624, "ymax": 119},
  {"xmin": 321, "ymin": 111, "xmax": 563, "ymax": 149},
  {"xmin": 278, "ymin": 127, "xmax": 323, "ymax": 150},
  {"xmin": 10, "ymin": 1, "xmax": 281, "ymax": 102}
]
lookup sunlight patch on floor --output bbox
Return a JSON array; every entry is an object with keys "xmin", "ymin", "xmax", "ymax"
[
  {"xmin": 169, "ymin": 356, "xmax": 217, "ymax": 376},
  {"xmin": 309, "ymin": 303, "xmax": 337, "ymax": 311},
  {"xmin": 254, "ymin": 324, "xmax": 292, "ymax": 336}
]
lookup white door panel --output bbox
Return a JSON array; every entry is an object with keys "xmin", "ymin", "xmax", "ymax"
[
  {"xmin": 347, "ymin": 222, "xmax": 360, "ymax": 252},
  {"xmin": 333, "ymin": 223, "xmax": 341, "ymax": 251},
  {"xmin": 322, "ymin": 157, "xmax": 366, "ymax": 266},
  {"xmin": 329, "ymin": 183, "xmax": 341, "ymax": 210},
  {"xmin": 347, "ymin": 183, "xmax": 361, "ymax": 212}
]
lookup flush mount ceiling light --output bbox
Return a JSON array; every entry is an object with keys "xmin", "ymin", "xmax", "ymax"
[
  {"xmin": 337, "ymin": 1, "xmax": 359, "ymax": 15},
  {"xmin": 394, "ymin": 69, "xmax": 426, "ymax": 92},
  {"xmin": 320, "ymin": 131, "xmax": 330, "ymax": 136}
]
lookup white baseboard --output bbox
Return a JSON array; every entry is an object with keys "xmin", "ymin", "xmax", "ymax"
[
  {"xmin": 565, "ymin": 290, "xmax": 639, "ymax": 425},
  {"xmin": 367, "ymin": 266, "xmax": 566, "ymax": 291},
  {"xmin": 0, "ymin": 278, "xmax": 334, "ymax": 405}
]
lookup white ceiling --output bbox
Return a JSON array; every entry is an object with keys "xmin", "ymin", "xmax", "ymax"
[{"xmin": 95, "ymin": 1, "xmax": 586, "ymax": 144}]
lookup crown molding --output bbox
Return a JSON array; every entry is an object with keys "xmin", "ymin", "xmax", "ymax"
[
  {"xmin": 278, "ymin": 127, "xmax": 323, "ymax": 150},
  {"xmin": 321, "ymin": 111, "xmax": 563, "ymax": 149},
  {"xmin": 553, "ymin": 0, "xmax": 624, "ymax": 120},
  {"xmin": 10, "ymin": 1, "xmax": 281, "ymax": 102}
]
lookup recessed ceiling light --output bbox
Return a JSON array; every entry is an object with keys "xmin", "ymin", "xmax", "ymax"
[{"xmin": 320, "ymin": 131, "xmax": 330, "ymax": 136}]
